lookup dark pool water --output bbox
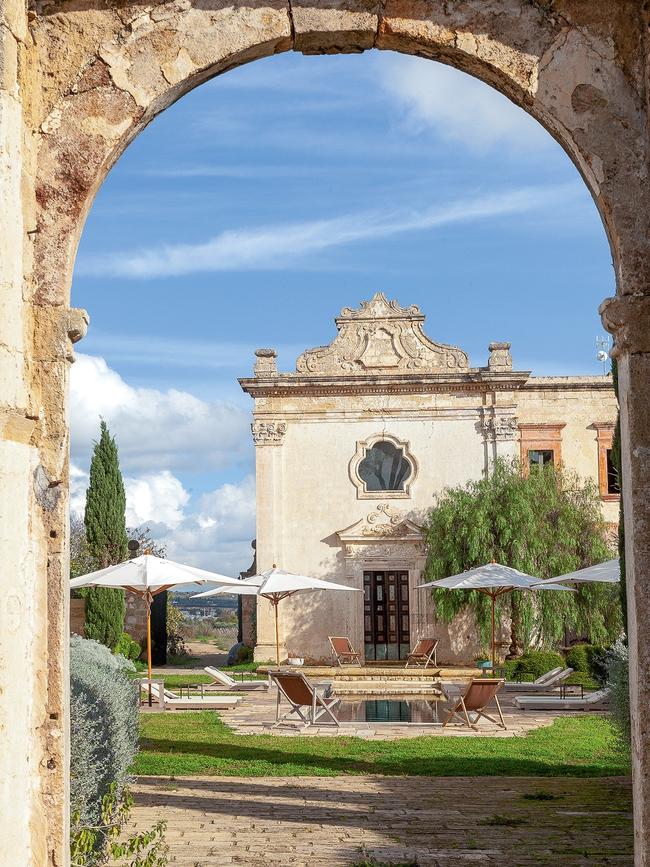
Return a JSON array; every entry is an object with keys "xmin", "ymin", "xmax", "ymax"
[{"xmin": 336, "ymin": 697, "xmax": 443, "ymax": 724}]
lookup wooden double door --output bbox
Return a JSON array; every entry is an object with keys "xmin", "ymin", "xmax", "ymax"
[{"xmin": 363, "ymin": 570, "xmax": 410, "ymax": 661}]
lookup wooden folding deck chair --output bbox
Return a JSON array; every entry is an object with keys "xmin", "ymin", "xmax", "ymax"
[
  {"xmin": 442, "ymin": 678, "xmax": 506, "ymax": 731},
  {"xmin": 329, "ymin": 635, "xmax": 361, "ymax": 666},
  {"xmin": 270, "ymin": 671, "xmax": 340, "ymax": 728},
  {"xmin": 405, "ymin": 638, "xmax": 438, "ymax": 668}
]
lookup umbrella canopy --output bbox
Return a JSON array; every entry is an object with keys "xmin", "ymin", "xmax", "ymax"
[
  {"xmin": 416, "ymin": 563, "xmax": 574, "ymax": 670},
  {"xmin": 194, "ymin": 566, "xmax": 362, "ymax": 664},
  {"xmin": 70, "ymin": 554, "xmax": 240, "ymax": 680},
  {"xmin": 70, "ymin": 553, "xmax": 239, "ymax": 593},
  {"xmin": 531, "ymin": 559, "xmax": 620, "ymax": 586},
  {"xmin": 417, "ymin": 562, "xmax": 542, "ymax": 592}
]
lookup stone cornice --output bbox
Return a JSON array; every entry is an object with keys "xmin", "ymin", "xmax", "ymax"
[
  {"xmin": 240, "ymin": 370, "xmax": 532, "ymax": 398},
  {"xmin": 523, "ymin": 376, "xmax": 615, "ymax": 392}
]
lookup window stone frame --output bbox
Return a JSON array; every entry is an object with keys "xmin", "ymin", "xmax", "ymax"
[{"xmin": 349, "ymin": 433, "xmax": 417, "ymax": 500}]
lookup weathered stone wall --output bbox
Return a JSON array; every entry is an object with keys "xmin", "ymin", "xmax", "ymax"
[{"xmin": 1, "ymin": 2, "xmax": 649, "ymax": 863}]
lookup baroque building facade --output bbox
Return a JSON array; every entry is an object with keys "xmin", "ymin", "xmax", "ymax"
[{"xmin": 241, "ymin": 294, "xmax": 619, "ymax": 664}]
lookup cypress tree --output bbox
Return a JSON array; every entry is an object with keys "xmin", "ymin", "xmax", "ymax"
[{"xmin": 80, "ymin": 421, "xmax": 128, "ymax": 649}]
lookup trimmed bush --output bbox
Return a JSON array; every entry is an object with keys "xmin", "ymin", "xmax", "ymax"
[
  {"xmin": 70, "ymin": 635, "xmax": 139, "ymax": 859},
  {"xmin": 607, "ymin": 638, "xmax": 630, "ymax": 748},
  {"xmin": 565, "ymin": 644, "xmax": 590, "ymax": 673},
  {"xmin": 114, "ymin": 631, "xmax": 142, "ymax": 662},
  {"xmin": 565, "ymin": 643, "xmax": 608, "ymax": 684},
  {"xmin": 512, "ymin": 650, "xmax": 565, "ymax": 681}
]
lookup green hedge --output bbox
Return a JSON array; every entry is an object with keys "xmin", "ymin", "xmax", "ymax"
[
  {"xmin": 565, "ymin": 644, "xmax": 608, "ymax": 683},
  {"xmin": 511, "ymin": 650, "xmax": 565, "ymax": 681}
]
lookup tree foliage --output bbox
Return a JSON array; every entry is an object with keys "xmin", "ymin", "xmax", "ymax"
[
  {"xmin": 85, "ymin": 421, "xmax": 128, "ymax": 568},
  {"xmin": 424, "ymin": 459, "xmax": 621, "ymax": 650},
  {"xmin": 80, "ymin": 421, "xmax": 128, "ymax": 649}
]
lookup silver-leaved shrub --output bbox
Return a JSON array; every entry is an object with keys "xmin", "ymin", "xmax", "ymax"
[
  {"xmin": 70, "ymin": 636, "xmax": 139, "ymax": 835},
  {"xmin": 606, "ymin": 637, "xmax": 630, "ymax": 748}
]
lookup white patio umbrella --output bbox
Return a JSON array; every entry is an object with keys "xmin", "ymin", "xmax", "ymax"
[
  {"xmin": 416, "ymin": 563, "xmax": 574, "ymax": 672},
  {"xmin": 532, "ymin": 559, "xmax": 620, "ymax": 586},
  {"xmin": 193, "ymin": 566, "xmax": 363, "ymax": 665},
  {"xmin": 70, "ymin": 554, "xmax": 240, "ymax": 681}
]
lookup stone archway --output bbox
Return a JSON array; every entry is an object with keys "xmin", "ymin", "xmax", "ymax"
[{"xmin": 2, "ymin": 2, "xmax": 649, "ymax": 863}]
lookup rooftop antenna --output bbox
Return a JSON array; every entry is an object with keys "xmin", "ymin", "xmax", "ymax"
[{"xmin": 595, "ymin": 335, "xmax": 611, "ymax": 375}]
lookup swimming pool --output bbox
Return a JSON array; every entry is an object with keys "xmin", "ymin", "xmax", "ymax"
[{"xmin": 336, "ymin": 696, "xmax": 445, "ymax": 724}]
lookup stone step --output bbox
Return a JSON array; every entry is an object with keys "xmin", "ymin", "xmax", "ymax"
[
  {"xmin": 334, "ymin": 681, "xmax": 446, "ymax": 696},
  {"xmin": 260, "ymin": 665, "xmax": 479, "ymax": 679}
]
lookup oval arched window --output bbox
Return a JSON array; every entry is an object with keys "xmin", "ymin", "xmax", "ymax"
[{"xmin": 358, "ymin": 440, "xmax": 412, "ymax": 492}]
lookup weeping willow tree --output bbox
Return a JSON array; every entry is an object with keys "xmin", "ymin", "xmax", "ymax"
[{"xmin": 424, "ymin": 459, "xmax": 621, "ymax": 653}]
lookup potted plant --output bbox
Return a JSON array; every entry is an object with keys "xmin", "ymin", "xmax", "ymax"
[{"xmin": 286, "ymin": 651, "xmax": 304, "ymax": 666}]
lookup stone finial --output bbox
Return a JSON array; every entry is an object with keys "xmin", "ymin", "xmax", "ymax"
[
  {"xmin": 488, "ymin": 342, "xmax": 512, "ymax": 372},
  {"xmin": 254, "ymin": 348, "xmax": 278, "ymax": 377}
]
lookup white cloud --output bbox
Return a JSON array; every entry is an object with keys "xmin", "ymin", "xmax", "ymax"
[
  {"xmin": 162, "ymin": 475, "xmax": 257, "ymax": 577},
  {"xmin": 378, "ymin": 55, "xmax": 549, "ymax": 152},
  {"xmin": 125, "ymin": 471, "xmax": 190, "ymax": 529},
  {"xmin": 70, "ymin": 460, "xmax": 256, "ymax": 577},
  {"xmin": 70, "ymin": 463, "xmax": 89, "ymax": 518},
  {"xmin": 76, "ymin": 185, "xmax": 574, "ymax": 279},
  {"xmin": 70, "ymin": 353, "xmax": 251, "ymax": 474},
  {"xmin": 70, "ymin": 465, "xmax": 191, "ymax": 530}
]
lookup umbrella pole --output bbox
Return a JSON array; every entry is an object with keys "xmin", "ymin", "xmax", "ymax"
[
  {"xmin": 491, "ymin": 592, "xmax": 496, "ymax": 674},
  {"xmin": 274, "ymin": 599, "xmax": 280, "ymax": 666},
  {"xmin": 146, "ymin": 593, "xmax": 153, "ymax": 707}
]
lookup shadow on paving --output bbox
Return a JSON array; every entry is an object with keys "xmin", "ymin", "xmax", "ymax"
[{"xmin": 126, "ymin": 776, "xmax": 633, "ymax": 866}]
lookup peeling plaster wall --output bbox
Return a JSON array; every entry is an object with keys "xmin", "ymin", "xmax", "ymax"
[{"xmin": 1, "ymin": 1, "xmax": 649, "ymax": 863}]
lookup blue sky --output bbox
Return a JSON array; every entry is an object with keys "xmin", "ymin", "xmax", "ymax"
[{"xmin": 69, "ymin": 50, "xmax": 615, "ymax": 578}]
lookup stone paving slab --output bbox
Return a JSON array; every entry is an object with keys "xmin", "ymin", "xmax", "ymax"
[{"xmin": 119, "ymin": 775, "xmax": 632, "ymax": 866}]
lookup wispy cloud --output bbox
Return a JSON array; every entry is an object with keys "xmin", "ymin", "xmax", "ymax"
[
  {"xmin": 140, "ymin": 165, "xmax": 321, "ymax": 180},
  {"xmin": 81, "ymin": 334, "xmax": 306, "ymax": 371},
  {"xmin": 76, "ymin": 184, "xmax": 577, "ymax": 279},
  {"xmin": 377, "ymin": 54, "xmax": 551, "ymax": 153}
]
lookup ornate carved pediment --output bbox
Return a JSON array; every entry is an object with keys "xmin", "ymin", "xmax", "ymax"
[
  {"xmin": 296, "ymin": 292, "xmax": 469, "ymax": 375},
  {"xmin": 337, "ymin": 503, "xmax": 425, "ymax": 544}
]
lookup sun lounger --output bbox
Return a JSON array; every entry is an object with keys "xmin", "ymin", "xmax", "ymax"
[
  {"xmin": 442, "ymin": 678, "xmax": 506, "ymax": 730},
  {"xmin": 270, "ymin": 671, "xmax": 340, "ymax": 728},
  {"xmin": 405, "ymin": 638, "xmax": 438, "ymax": 668},
  {"xmin": 139, "ymin": 680, "xmax": 241, "ymax": 710},
  {"xmin": 204, "ymin": 665, "xmax": 268, "ymax": 690},
  {"xmin": 329, "ymin": 636, "xmax": 362, "ymax": 666},
  {"xmin": 504, "ymin": 667, "xmax": 573, "ymax": 692},
  {"xmin": 513, "ymin": 688, "xmax": 610, "ymax": 711}
]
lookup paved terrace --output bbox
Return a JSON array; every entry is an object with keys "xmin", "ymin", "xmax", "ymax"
[{"xmin": 122, "ymin": 775, "xmax": 632, "ymax": 866}]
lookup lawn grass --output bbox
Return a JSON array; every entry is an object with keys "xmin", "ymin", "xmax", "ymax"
[{"xmin": 134, "ymin": 712, "xmax": 629, "ymax": 778}]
